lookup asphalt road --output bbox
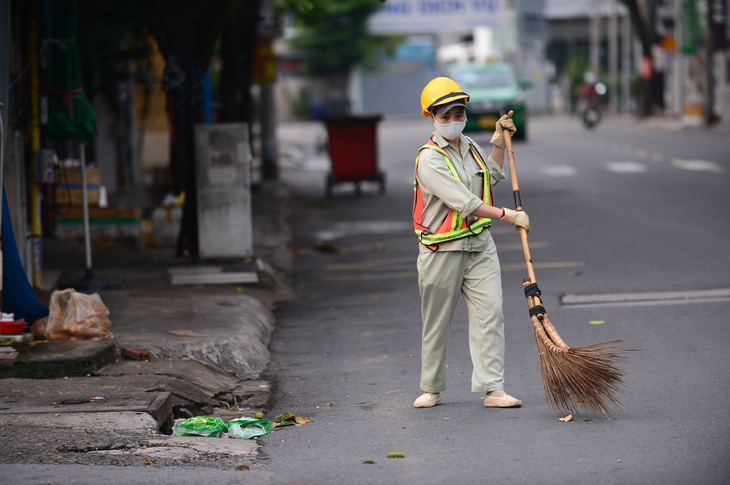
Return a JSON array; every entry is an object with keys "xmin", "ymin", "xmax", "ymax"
[
  {"xmin": 263, "ymin": 115, "xmax": 730, "ymax": 484},
  {"xmin": 2, "ymin": 115, "xmax": 726, "ymax": 485}
]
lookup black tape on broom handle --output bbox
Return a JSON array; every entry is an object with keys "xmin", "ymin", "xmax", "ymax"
[
  {"xmin": 513, "ymin": 190, "xmax": 522, "ymax": 211},
  {"xmin": 499, "ymin": 109, "xmax": 523, "ymax": 210}
]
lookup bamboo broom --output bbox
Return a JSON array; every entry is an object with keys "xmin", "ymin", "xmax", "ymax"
[{"xmin": 502, "ymin": 124, "xmax": 627, "ymax": 418}]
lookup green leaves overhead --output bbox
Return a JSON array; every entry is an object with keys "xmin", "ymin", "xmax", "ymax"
[{"xmin": 285, "ymin": 0, "xmax": 399, "ymax": 76}]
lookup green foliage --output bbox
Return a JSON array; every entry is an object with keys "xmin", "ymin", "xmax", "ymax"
[
  {"xmin": 76, "ymin": 0, "xmax": 153, "ymax": 103},
  {"xmin": 285, "ymin": 0, "xmax": 397, "ymax": 76},
  {"xmin": 284, "ymin": 0, "xmax": 315, "ymax": 14}
]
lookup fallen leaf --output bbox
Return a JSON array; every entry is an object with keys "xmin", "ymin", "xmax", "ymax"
[
  {"xmin": 371, "ymin": 295, "xmax": 382, "ymax": 300},
  {"xmin": 387, "ymin": 452, "xmax": 406, "ymax": 458},
  {"xmin": 559, "ymin": 414, "xmax": 573, "ymax": 422},
  {"xmin": 588, "ymin": 320, "xmax": 605, "ymax": 325},
  {"xmin": 584, "ymin": 418, "xmax": 592, "ymax": 422},
  {"xmin": 165, "ymin": 329, "xmax": 210, "ymax": 337},
  {"xmin": 277, "ymin": 412, "xmax": 294, "ymax": 422},
  {"xmin": 363, "ymin": 459, "xmax": 377, "ymax": 464},
  {"xmin": 276, "ymin": 412, "xmax": 310, "ymax": 426},
  {"xmin": 143, "ymin": 457, "xmax": 153, "ymax": 465},
  {"xmin": 236, "ymin": 465, "xmax": 250, "ymax": 471}
]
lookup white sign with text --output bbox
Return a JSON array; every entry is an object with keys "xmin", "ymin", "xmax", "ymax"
[{"xmin": 369, "ymin": 0, "xmax": 503, "ymax": 33}]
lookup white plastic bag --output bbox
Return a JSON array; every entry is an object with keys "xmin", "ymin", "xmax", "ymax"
[{"xmin": 36, "ymin": 288, "xmax": 114, "ymax": 340}]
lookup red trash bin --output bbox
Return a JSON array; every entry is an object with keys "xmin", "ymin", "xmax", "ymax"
[{"xmin": 322, "ymin": 116, "xmax": 385, "ymax": 198}]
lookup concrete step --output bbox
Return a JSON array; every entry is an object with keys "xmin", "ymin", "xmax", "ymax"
[{"xmin": 0, "ymin": 340, "xmax": 117, "ymax": 379}]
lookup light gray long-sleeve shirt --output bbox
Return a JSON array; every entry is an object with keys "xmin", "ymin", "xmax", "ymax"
[{"xmin": 416, "ymin": 132, "xmax": 505, "ymax": 252}]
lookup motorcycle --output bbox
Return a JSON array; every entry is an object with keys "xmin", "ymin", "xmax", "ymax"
[{"xmin": 578, "ymin": 75, "xmax": 606, "ymax": 129}]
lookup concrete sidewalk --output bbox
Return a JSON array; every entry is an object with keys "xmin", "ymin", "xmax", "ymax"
[{"xmin": 0, "ymin": 181, "xmax": 294, "ymax": 468}]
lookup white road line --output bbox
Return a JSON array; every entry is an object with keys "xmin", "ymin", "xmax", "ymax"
[
  {"xmin": 605, "ymin": 161, "xmax": 647, "ymax": 173},
  {"xmin": 540, "ymin": 165, "xmax": 578, "ymax": 176},
  {"xmin": 561, "ymin": 288, "xmax": 730, "ymax": 307},
  {"xmin": 501, "ymin": 261, "xmax": 584, "ymax": 272},
  {"xmin": 671, "ymin": 159, "xmax": 724, "ymax": 173}
]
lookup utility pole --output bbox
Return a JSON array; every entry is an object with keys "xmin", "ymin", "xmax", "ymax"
[
  {"xmin": 705, "ymin": 0, "xmax": 727, "ymax": 125},
  {"xmin": 590, "ymin": 0, "xmax": 601, "ymax": 76},
  {"xmin": 259, "ymin": 0, "xmax": 278, "ymax": 180},
  {"xmin": 622, "ymin": 1, "xmax": 632, "ymax": 113},
  {"xmin": 672, "ymin": 0, "xmax": 683, "ymax": 117},
  {"xmin": 608, "ymin": 0, "xmax": 619, "ymax": 114}
]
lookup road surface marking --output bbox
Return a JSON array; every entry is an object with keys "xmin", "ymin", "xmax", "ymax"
[
  {"xmin": 561, "ymin": 288, "xmax": 730, "ymax": 307},
  {"xmin": 315, "ymin": 221, "xmax": 412, "ymax": 241},
  {"xmin": 321, "ymin": 271, "xmax": 417, "ymax": 281},
  {"xmin": 671, "ymin": 159, "xmax": 724, "ymax": 173},
  {"xmin": 326, "ymin": 256, "xmax": 413, "ymax": 271},
  {"xmin": 498, "ymin": 241, "xmax": 549, "ymax": 251},
  {"xmin": 540, "ymin": 165, "xmax": 578, "ymax": 176},
  {"xmin": 606, "ymin": 161, "xmax": 647, "ymax": 173},
  {"xmin": 500, "ymin": 261, "xmax": 584, "ymax": 271},
  {"xmin": 320, "ymin": 260, "xmax": 581, "ymax": 281}
]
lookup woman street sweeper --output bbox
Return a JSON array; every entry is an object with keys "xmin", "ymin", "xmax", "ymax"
[{"xmin": 412, "ymin": 77, "xmax": 530, "ymax": 409}]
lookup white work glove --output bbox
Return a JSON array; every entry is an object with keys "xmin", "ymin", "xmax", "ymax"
[
  {"xmin": 490, "ymin": 110, "xmax": 517, "ymax": 149},
  {"xmin": 500, "ymin": 207, "xmax": 530, "ymax": 233}
]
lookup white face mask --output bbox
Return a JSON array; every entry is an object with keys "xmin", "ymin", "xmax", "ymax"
[{"xmin": 433, "ymin": 118, "xmax": 467, "ymax": 140}]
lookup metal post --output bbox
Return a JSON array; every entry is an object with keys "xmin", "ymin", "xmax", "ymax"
[
  {"xmin": 80, "ymin": 142, "xmax": 93, "ymax": 276},
  {"xmin": 622, "ymin": 2, "xmax": 632, "ymax": 113},
  {"xmin": 14, "ymin": 132, "xmax": 31, "ymax": 282},
  {"xmin": 590, "ymin": 0, "xmax": 601, "ymax": 75},
  {"xmin": 609, "ymin": 0, "xmax": 619, "ymax": 114},
  {"xmin": 705, "ymin": 0, "xmax": 718, "ymax": 125},
  {"xmin": 672, "ymin": 0, "xmax": 684, "ymax": 117},
  {"xmin": 30, "ymin": 21, "xmax": 43, "ymax": 290},
  {"xmin": 260, "ymin": 82, "xmax": 278, "ymax": 180},
  {"xmin": 0, "ymin": 108, "xmax": 4, "ymax": 307}
]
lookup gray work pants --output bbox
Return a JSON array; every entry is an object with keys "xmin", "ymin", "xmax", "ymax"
[{"xmin": 417, "ymin": 234, "xmax": 505, "ymax": 393}]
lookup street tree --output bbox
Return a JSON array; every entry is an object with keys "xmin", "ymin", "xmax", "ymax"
[
  {"xmin": 620, "ymin": 0, "xmax": 662, "ymax": 117},
  {"xmin": 284, "ymin": 0, "xmax": 400, "ymax": 115}
]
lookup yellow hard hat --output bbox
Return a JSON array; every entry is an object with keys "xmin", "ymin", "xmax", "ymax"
[{"xmin": 420, "ymin": 77, "xmax": 470, "ymax": 117}]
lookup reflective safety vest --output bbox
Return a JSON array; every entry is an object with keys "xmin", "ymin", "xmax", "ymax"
[{"xmin": 413, "ymin": 138, "xmax": 492, "ymax": 250}]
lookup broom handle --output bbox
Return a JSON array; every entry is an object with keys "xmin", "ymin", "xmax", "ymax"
[{"xmin": 502, "ymin": 128, "xmax": 537, "ymax": 285}]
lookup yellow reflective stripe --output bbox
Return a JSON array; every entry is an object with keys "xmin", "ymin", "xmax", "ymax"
[
  {"xmin": 418, "ymin": 145, "xmax": 461, "ymax": 180},
  {"xmin": 416, "ymin": 219, "xmax": 491, "ymax": 244},
  {"xmin": 469, "ymin": 146, "xmax": 491, "ymax": 204}
]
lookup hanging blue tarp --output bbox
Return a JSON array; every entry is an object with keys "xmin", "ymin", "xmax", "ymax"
[{"xmin": 2, "ymin": 188, "xmax": 49, "ymax": 324}]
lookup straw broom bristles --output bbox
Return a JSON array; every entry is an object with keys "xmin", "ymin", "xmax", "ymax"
[{"xmin": 525, "ymin": 280, "xmax": 626, "ymax": 417}]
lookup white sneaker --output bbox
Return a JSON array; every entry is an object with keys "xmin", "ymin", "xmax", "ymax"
[{"xmin": 413, "ymin": 392, "xmax": 442, "ymax": 408}]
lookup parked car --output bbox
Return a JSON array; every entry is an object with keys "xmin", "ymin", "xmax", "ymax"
[{"xmin": 448, "ymin": 62, "xmax": 528, "ymax": 140}]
